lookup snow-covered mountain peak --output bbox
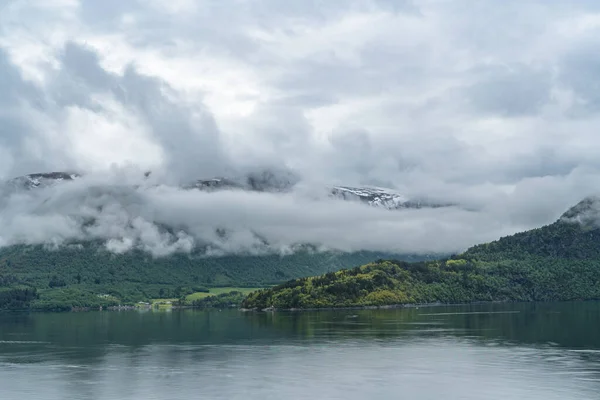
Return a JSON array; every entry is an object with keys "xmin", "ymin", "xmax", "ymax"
[
  {"xmin": 331, "ymin": 186, "xmax": 409, "ymax": 210},
  {"xmin": 3, "ymin": 171, "xmax": 450, "ymax": 211},
  {"xmin": 6, "ymin": 172, "xmax": 81, "ymax": 191}
]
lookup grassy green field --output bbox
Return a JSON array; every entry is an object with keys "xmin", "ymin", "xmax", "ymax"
[
  {"xmin": 147, "ymin": 299, "xmax": 176, "ymax": 309},
  {"xmin": 185, "ymin": 287, "xmax": 261, "ymax": 302},
  {"xmin": 127, "ymin": 287, "xmax": 264, "ymax": 310}
]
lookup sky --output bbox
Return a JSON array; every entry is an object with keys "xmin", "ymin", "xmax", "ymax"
[{"xmin": 0, "ymin": 0, "xmax": 600, "ymax": 255}]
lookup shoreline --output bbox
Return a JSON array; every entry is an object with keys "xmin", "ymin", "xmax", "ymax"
[
  {"xmin": 1, "ymin": 300, "xmax": 505, "ymax": 313},
  {"xmin": 239, "ymin": 300, "xmax": 514, "ymax": 313},
  {"xmin": 6, "ymin": 298, "xmax": 596, "ymax": 314}
]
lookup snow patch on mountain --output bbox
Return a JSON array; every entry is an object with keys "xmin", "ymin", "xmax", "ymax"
[
  {"xmin": 331, "ymin": 186, "xmax": 409, "ymax": 209},
  {"xmin": 2, "ymin": 170, "xmax": 451, "ymax": 212},
  {"xmin": 5, "ymin": 172, "xmax": 81, "ymax": 191}
]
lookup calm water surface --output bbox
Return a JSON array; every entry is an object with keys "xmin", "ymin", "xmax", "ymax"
[{"xmin": 1, "ymin": 302, "xmax": 600, "ymax": 399}]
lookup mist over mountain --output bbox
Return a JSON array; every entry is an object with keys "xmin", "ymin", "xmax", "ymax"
[
  {"xmin": 243, "ymin": 198, "xmax": 600, "ymax": 310},
  {"xmin": 0, "ymin": 168, "xmax": 458, "ymax": 307},
  {"xmin": 1, "ymin": 1, "xmax": 600, "ymax": 260},
  {"xmin": 559, "ymin": 196, "xmax": 600, "ymax": 228},
  {"xmin": 0, "ymin": 168, "xmax": 466, "ymax": 257},
  {"xmin": 3, "ymin": 0, "xmax": 600, "ymax": 316}
]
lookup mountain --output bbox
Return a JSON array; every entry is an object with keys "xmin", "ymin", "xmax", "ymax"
[
  {"xmin": 0, "ymin": 243, "xmax": 436, "ymax": 310},
  {"xmin": 3, "ymin": 170, "xmax": 450, "ymax": 210},
  {"xmin": 4, "ymin": 172, "xmax": 80, "ymax": 191},
  {"xmin": 559, "ymin": 195, "xmax": 600, "ymax": 228},
  {"xmin": 0, "ymin": 170, "xmax": 448, "ymax": 311},
  {"xmin": 242, "ymin": 197, "xmax": 600, "ymax": 310},
  {"xmin": 463, "ymin": 196, "xmax": 600, "ymax": 260},
  {"xmin": 330, "ymin": 186, "xmax": 450, "ymax": 210},
  {"xmin": 184, "ymin": 169, "xmax": 300, "ymax": 192}
]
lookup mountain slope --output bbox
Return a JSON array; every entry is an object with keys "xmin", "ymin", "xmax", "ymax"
[
  {"xmin": 464, "ymin": 197, "xmax": 600, "ymax": 260},
  {"xmin": 0, "ymin": 170, "xmax": 452, "ymax": 310},
  {"xmin": 242, "ymin": 198, "xmax": 600, "ymax": 309},
  {"xmin": 0, "ymin": 242, "xmax": 439, "ymax": 310}
]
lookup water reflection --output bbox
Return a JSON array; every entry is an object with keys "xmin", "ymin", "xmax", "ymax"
[{"xmin": 1, "ymin": 302, "xmax": 599, "ymax": 399}]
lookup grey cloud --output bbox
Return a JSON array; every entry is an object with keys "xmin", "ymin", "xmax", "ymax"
[
  {"xmin": 323, "ymin": 128, "xmax": 406, "ymax": 186},
  {"xmin": 78, "ymin": 1, "xmax": 260, "ymax": 58},
  {"xmin": 0, "ymin": 174, "xmax": 530, "ymax": 256},
  {"xmin": 0, "ymin": 38, "xmax": 239, "ymax": 184},
  {"xmin": 113, "ymin": 68, "xmax": 228, "ymax": 183},
  {"xmin": 60, "ymin": 43, "xmax": 114, "ymax": 90},
  {"xmin": 249, "ymin": 0, "xmax": 420, "ymax": 22},
  {"xmin": 41, "ymin": 42, "xmax": 229, "ymax": 183},
  {"xmin": 464, "ymin": 65, "xmax": 552, "ymax": 117},
  {"xmin": 0, "ymin": 50, "xmax": 61, "ymax": 177},
  {"xmin": 560, "ymin": 40, "xmax": 600, "ymax": 112},
  {"xmin": 275, "ymin": 62, "xmax": 385, "ymax": 99},
  {"xmin": 500, "ymin": 148, "xmax": 579, "ymax": 182},
  {"xmin": 78, "ymin": 0, "xmax": 140, "ymax": 26},
  {"xmin": 273, "ymin": 93, "xmax": 338, "ymax": 108},
  {"xmin": 3, "ymin": 1, "xmax": 600, "ymax": 256},
  {"xmin": 0, "ymin": 51, "xmax": 37, "ymax": 109}
]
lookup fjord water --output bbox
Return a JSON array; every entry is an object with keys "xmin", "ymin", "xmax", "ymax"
[{"xmin": 1, "ymin": 303, "xmax": 599, "ymax": 400}]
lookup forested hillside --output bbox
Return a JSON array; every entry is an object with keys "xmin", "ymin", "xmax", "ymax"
[
  {"xmin": 0, "ymin": 242, "xmax": 434, "ymax": 310},
  {"xmin": 242, "ymin": 199, "xmax": 600, "ymax": 310}
]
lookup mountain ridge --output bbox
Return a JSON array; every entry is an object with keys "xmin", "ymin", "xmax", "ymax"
[
  {"xmin": 242, "ymin": 199, "xmax": 600, "ymax": 310},
  {"xmin": 3, "ymin": 170, "xmax": 451, "ymax": 211},
  {"xmin": 0, "ymin": 172, "xmax": 449, "ymax": 310}
]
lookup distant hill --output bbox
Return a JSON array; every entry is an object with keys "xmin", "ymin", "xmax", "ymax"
[
  {"xmin": 242, "ymin": 197, "xmax": 600, "ymax": 310},
  {"xmin": 0, "ymin": 242, "xmax": 439, "ymax": 310},
  {"xmin": 463, "ymin": 196, "xmax": 600, "ymax": 260}
]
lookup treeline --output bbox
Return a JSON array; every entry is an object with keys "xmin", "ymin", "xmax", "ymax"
[
  {"xmin": 0, "ymin": 287, "xmax": 38, "ymax": 310},
  {"xmin": 463, "ymin": 220, "xmax": 600, "ymax": 261},
  {"xmin": 242, "ymin": 219, "xmax": 600, "ymax": 309},
  {"xmin": 0, "ymin": 286, "xmax": 122, "ymax": 311},
  {"xmin": 0, "ymin": 243, "xmax": 417, "ymax": 290},
  {"xmin": 31, "ymin": 289, "xmax": 121, "ymax": 311},
  {"xmin": 242, "ymin": 257, "xmax": 600, "ymax": 309},
  {"xmin": 0, "ymin": 242, "xmax": 433, "ymax": 310},
  {"xmin": 191, "ymin": 291, "xmax": 246, "ymax": 309}
]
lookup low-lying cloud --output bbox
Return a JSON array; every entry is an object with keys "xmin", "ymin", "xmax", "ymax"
[{"xmin": 0, "ymin": 169, "xmax": 576, "ymax": 257}]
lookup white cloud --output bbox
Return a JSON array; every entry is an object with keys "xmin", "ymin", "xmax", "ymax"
[
  {"xmin": 0, "ymin": 173, "xmax": 528, "ymax": 256},
  {"xmin": 62, "ymin": 99, "xmax": 164, "ymax": 172},
  {"xmin": 0, "ymin": 0, "xmax": 600, "ymax": 254}
]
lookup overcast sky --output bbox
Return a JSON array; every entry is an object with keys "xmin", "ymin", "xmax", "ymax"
[{"xmin": 1, "ymin": 0, "xmax": 600, "ymax": 254}]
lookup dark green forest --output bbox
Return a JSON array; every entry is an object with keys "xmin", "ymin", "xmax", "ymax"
[
  {"xmin": 0, "ymin": 242, "xmax": 432, "ymax": 310},
  {"xmin": 191, "ymin": 291, "xmax": 246, "ymax": 309},
  {"xmin": 4, "ymin": 198, "xmax": 600, "ymax": 312},
  {"xmin": 242, "ymin": 216, "xmax": 600, "ymax": 309}
]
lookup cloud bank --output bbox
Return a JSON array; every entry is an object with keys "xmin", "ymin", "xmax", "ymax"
[
  {"xmin": 0, "ymin": 172, "xmax": 525, "ymax": 256},
  {"xmin": 1, "ymin": 0, "xmax": 600, "ymax": 255}
]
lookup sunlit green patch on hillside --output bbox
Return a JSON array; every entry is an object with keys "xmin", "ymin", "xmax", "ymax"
[{"xmin": 185, "ymin": 287, "xmax": 262, "ymax": 302}]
